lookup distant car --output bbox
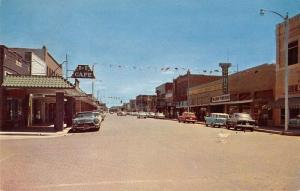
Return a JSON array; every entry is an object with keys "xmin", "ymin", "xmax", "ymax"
[
  {"xmin": 109, "ymin": 111, "xmax": 114, "ymax": 114},
  {"xmin": 137, "ymin": 112, "xmax": 147, "ymax": 119},
  {"xmin": 289, "ymin": 115, "xmax": 300, "ymax": 128},
  {"xmin": 117, "ymin": 111, "xmax": 126, "ymax": 116},
  {"xmin": 226, "ymin": 113, "xmax": 256, "ymax": 131},
  {"xmin": 155, "ymin": 112, "xmax": 165, "ymax": 119},
  {"xmin": 72, "ymin": 111, "xmax": 101, "ymax": 132},
  {"xmin": 205, "ymin": 113, "xmax": 229, "ymax": 128},
  {"xmin": 178, "ymin": 112, "xmax": 197, "ymax": 123},
  {"xmin": 147, "ymin": 112, "xmax": 156, "ymax": 118}
]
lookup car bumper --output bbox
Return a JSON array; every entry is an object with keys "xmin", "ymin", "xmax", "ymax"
[{"xmin": 72, "ymin": 124, "xmax": 99, "ymax": 130}]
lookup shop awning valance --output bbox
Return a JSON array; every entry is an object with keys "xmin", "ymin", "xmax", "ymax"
[
  {"xmin": 2, "ymin": 75, "xmax": 74, "ymax": 89},
  {"xmin": 273, "ymin": 97, "xmax": 300, "ymax": 109}
]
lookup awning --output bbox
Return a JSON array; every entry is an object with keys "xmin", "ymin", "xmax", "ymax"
[
  {"xmin": 272, "ymin": 97, "xmax": 300, "ymax": 109},
  {"xmin": 2, "ymin": 74, "xmax": 85, "ymax": 97}
]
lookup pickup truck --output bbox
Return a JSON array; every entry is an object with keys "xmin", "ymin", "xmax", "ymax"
[{"xmin": 204, "ymin": 113, "xmax": 229, "ymax": 128}]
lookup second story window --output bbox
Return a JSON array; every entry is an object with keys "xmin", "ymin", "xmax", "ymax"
[{"xmin": 288, "ymin": 41, "xmax": 298, "ymax": 66}]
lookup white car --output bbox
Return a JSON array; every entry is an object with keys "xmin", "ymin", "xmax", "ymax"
[
  {"xmin": 137, "ymin": 112, "xmax": 147, "ymax": 119},
  {"xmin": 155, "ymin": 112, "xmax": 165, "ymax": 119},
  {"xmin": 147, "ymin": 112, "xmax": 156, "ymax": 118}
]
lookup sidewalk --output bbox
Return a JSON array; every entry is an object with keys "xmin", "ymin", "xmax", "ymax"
[
  {"xmin": 254, "ymin": 126, "xmax": 300, "ymax": 136},
  {"xmin": 166, "ymin": 118, "xmax": 300, "ymax": 136},
  {"xmin": 0, "ymin": 127, "xmax": 71, "ymax": 137}
]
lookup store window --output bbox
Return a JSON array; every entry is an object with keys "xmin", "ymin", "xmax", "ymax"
[{"xmin": 288, "ymin": 41, "xmax": 298, "ymax": 66}]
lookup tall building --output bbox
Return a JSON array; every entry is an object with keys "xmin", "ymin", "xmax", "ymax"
[{"xmin": 273, "ymin": 13, "xmax": 300, "ymax": 126}]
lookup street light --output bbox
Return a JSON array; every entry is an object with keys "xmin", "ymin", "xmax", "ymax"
[{"xmin": 260, "ymin": 9, "xmax": 289, "ymax": 132}]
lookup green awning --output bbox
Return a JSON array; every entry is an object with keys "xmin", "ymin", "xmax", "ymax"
[{"xmin": 2, "ymin": 75, "xmax": 74, "ymax": 89}]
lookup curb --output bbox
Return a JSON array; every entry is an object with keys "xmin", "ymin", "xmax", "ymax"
[
  {"xmin": 0, "ymin": 128, "xmax": 71, "ymax": 137},
  {"xmin": 254, "ymin": 128, "xmax": 300, "ymax": 136}
]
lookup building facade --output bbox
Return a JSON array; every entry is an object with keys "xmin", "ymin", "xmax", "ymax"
[
  {"xmin": 156, "ymin": 82, "xmax": 173, "ymax": 117},
  {"xmin": 136, "ymin": 95, "xmax": 157, "ymax": 112},
  {"xmin": 273, "ymin": 13, "xmax": 300, "ymax": 126},
  {"xmin": 189, "ymin": 64, "xmax": 276, "ymax": 125},
  {"xmin": 0, "ymin": 45, "xmax": 100, "ymax": 130},
  {"xmin": 173, "ymin": 71, "xmax": 221, "ymax": 117}
]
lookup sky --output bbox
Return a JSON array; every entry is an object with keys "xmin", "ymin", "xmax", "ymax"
[{"xmin": 0, "ymin": 0, "xmax": 299, "ymax": 107}]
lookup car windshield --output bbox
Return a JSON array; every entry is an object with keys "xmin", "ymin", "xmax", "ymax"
[
  {"xmin": 186, "ymin": 113, "xmax": 195, "ymax": 117},
  {"xmin": 76, "ymin": 113, "xmax": 94, "ymax": 118},
  {"xmin": 218, "ymin": 114, "xmax": 229, "ymax": 118},
  {"xmin": 237, "ymin": 113, "xmax": 252, "ymax": 119}
]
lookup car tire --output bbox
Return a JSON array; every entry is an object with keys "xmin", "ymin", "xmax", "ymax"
[{"xmin": 234, "ymin": 125, "xmax": 237, "ymax": 131}]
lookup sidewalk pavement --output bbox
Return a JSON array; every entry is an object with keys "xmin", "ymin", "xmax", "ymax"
[
  {"xmin": 254, "ymin": 126, "xmax": 300, "ymax": 136},
  {"xmin": 166, "ymin": 118, "xmax": 300, "ymax": 136},
  {"xmin": 0, "ymin": 127, "xmax": 71, "ymax": 137}
]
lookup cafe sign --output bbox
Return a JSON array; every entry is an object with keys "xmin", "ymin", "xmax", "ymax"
[
  {"xmin": 71, "ymin": 65, "xmax": 95, "ymax": 79},
  {"xmin": 211, "ymin": 94, "xmax": 230, "ymax": 103}
]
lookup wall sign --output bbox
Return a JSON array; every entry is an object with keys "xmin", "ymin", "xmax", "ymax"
[
  {"xmin": 71, "ymin": 65, "xmax": 95, "ymax": 79},
  {"xmin": 211, "ymin": 94, "xmax": 230, "ymax": 103}
]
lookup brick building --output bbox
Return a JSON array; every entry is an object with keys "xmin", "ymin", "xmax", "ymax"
[
  {"xmin": 189, "ymin": 63, "xmax": 276, "ymax": 124},
  {"xmin": 173, "ymin": 70, "xmax": 221, "ymax": 117},
  {"xmin": 0, "ymin": 45, "xmax": 100, "ymax": 130},
  {"xmin": 156, "ymin": 82, "xmax": 173, "ymax": 118},
  {"xmin": 129, "ymin": 99, "xmax": 136, "ymax": 111},
  {"xmin": 136, "ymin": 95, "xmax": 156, "ymax": 112},
  {"xmin": 273, "ymin": 13, "xmax": 300, "ymax": 126}
]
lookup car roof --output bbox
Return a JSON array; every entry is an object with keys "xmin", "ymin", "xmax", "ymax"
[{"xmin": 211, "ymin": 113, "xmax": 229, "ymax": 115}]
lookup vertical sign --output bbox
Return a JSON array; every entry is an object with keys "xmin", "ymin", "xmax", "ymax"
[{"xmin": 219, "ymin": 63, "xmax": 231, "ymax": 94}]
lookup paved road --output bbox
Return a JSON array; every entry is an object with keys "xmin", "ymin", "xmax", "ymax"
[{"xmin": 1, "ymin": 114, "xmax": 300, "ymax": 191}]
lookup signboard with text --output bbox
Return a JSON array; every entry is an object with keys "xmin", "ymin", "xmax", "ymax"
[
  {"xmin": 211, "ymin": 94, "xmax": 230, "ymax": 103},
  {"xmin": 71, "ymin": 65, "xmax": 95, "ymax": 79}
]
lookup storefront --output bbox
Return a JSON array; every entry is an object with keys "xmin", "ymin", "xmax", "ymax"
[{"xmin": 1, "ymin": 75, "xmax": 92, "ymax": 130}]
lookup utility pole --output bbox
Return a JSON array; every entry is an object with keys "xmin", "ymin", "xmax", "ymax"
[
  {"xmin": 65, "ymin": 54, "xmax": 68, "ymax": 80},
  {"xmin": 187, "ymin": 69, "xmax": 190, "ymax": 112}
]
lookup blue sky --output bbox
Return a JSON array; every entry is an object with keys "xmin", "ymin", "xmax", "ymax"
[{"xmin": 1, "ymin": 0, "xmax": 299, "ymax": 107}]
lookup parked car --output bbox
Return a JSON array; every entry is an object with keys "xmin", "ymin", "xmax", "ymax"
[
  {"xmin": 117, "ymin": 111, "xmax": 126, "ymax": 116},
  {"xmin": 155, "ymin": 112, "xmax": 165, "ymax": 119},
  {"xmin": 137, "ymin": 112, "xmax": 147, "ymax": 119},
  {"xmin": 178, "ymin": 112, "xmax": 197, "ymax": 123},
  {"xmin": 72, "ymin": 111, "xmax": 102, "ymax": 132},
  {"xmin": 204, "ymin": 113, "xmax": 229, "ymax": 128},
  {"xmin": 147, "ymin": 112, "xmax": 156, "ymax": 118},
  {"xmin": 289, "ymin": 115, "xmax": 300, "ymax": 128},
  {"xmin": 226, "ymin": 113, "xmax": 256, "ymax": 131}
]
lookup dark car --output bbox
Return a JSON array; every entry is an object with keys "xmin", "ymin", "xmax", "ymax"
[
  {"xmin": 178, "ymin": 112, "xmax": 197, "ymax": 123},
  {"xmin": 226, "ymin": 113, "xmax": 256, "ymax": 131},
  {"xmin": 72, "ymin": 111, "xmax": 102, "ymax": 132}
]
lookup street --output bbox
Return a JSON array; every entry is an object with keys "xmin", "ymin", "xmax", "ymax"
[{"xmin": 1, "ymin": 114, "xmax": 300, "ymax": 191}]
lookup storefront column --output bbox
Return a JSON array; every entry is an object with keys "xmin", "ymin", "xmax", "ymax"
[
  {"xmin": 55, "ymin": 92, "xmax": 64, "ymax": 131},
  {"xmin": 0, "ymin": 88, "xmax": 6, "ymax": 129},
  {"xmin": 66, "ymin": 97, "xmax": 75, "ymax": 127},
  {"xmin": 41, "ymin": 101, "xmax": 46, "ymax": 123}
]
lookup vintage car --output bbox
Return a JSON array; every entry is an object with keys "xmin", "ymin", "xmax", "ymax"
[
  {"xmin": 137, "ymin": 112, "xmax": 147, "ymax": 119},
  {"xmin": 226, "ymin": 113, "xmax": 256, "ymax": 131},
  {"xmin": 155, "ymin": 112, "xmax": 165, "ymax": 119},
  {"xmin": 72, "ymin": 111, "xmax": 102, "ymax": 132},
  {"xmin": 178, "ymin": 112, "xmax": 197, "ymax": 123},
  {"xmin": 204, "ymin": 113, "xmax": 229, "ymax": 128},
  {"xmin": 289, "ymin": 115, "xmax": 300, "ymax": 128},
  {"xmin": 147, "ymin": 112, "xmax": 156, "ymax": 118}
]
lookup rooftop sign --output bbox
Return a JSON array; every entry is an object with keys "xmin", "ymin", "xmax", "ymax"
[{"xmin": 71, "ymin": 65, "xmax": 95, "ymax": 79}]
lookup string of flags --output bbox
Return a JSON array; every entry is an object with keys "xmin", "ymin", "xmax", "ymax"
[{"xmin": 93, "ymin": 63, "xmax": 235, "ymax": 74}]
